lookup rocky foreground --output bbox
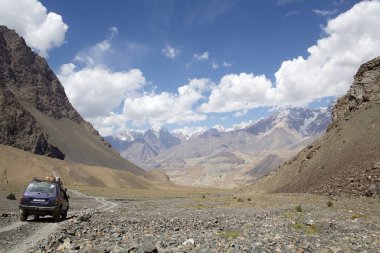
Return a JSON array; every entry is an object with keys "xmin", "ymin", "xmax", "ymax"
[{"xmin": 18, "ymin": 192, "xmax": 378, "ymax": 253}]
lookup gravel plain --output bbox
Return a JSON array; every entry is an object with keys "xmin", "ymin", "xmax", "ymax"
[{"xmin": 0, "ymin": 186, "xmax": 379, "ymax": 253}]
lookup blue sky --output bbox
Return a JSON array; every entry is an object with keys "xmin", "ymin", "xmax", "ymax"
[
  {"xmin": 42, "ymin": 0, "xmax": 355, "ymax": 87},
  {"xmin": 1, "ymin": 0, "xmax": 380, "ymax": 135}
]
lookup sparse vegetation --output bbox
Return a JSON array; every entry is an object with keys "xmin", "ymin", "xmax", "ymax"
[
  {"xmin": 293, "ymin": 223, "xmax": 303, "ymax": 230},
  {"xmin": 305, "ymin": 224, "xmax": 320, "ymax": 234},
  {"xmin": 247, "ymin": 197, "xmax": 252, "ymax": 201},
  {"xmin": 237, "ymin": 198, "xmax": 244, "ymax": 202},
  {"xmin": 327, "ymin": 200, "xmax": 333, "ymax": 207},
  {"xmin": 292, "ymin": 223, "xmax": 320, "ymax": 234},
  {"xmin": 6, "ymin": 193, "xmax": 16, "ymax": 200},
  {"xmin": 195, "ymin": 204, "xmax": 207, "ymax": 210},
  {"xmin": 351, "ymin": 214, "xmax": 365, "ymax": 220},
  {"xmin": 219, "ymin": 230, "xmax": 240, "ymax": 239},
  {"xmin": 295, "ymin": 205, "xmax": 302, "ymax": 212}
]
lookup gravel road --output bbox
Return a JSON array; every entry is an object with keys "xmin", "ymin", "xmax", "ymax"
[{"xmin": 0, "ymin": 191, "xmax": 379, "ymax": 253}]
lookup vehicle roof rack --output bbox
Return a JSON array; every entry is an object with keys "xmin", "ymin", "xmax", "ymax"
[{"xmin": 32, "ymin": 176, "xmax": 62, "ymax": 185}]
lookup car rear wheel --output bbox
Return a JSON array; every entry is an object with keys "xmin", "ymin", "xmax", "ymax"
[
  {"xmin": 53, "ymin": 206, "xmax": 61, "ymax": 222},
  {"xmin": 19, "ymin": 209, "xmax": 28, "ymax": 222},
  {"xmin": 61, "ymin": 211, "xmax": 67, "ymax": 220}
]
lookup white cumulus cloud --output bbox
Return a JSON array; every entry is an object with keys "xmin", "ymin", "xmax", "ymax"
[
  {"xmin": 212, "ymin": 60, "xmax": 219, "ymax": 69},
  {"xmin": 58, "ymin": 64, "xmax": 146, "ymax": 119},
  {"xmin": 274, "ymin": 0, "xmax": 380, "ymax": 105},
  {"xmin": 58, "ymin": 26, "xmax": 146, "ymax": 126},
  {"xmin": 162, "ymin": 45, "xmax": 180, "ymax": 59},
  {"xmin": 194, "ymin": 51, "xmax": 209, "ymax": 61},
  {"xmin": 122, "ymin": 78, "xmax": 211, "ymax": 128},
  {"xmin": 312, "ymin": 9, "xmax": 338, "ymax": 16},
  {"xmin": 200, "ymin": 73, "xmax": 275, "ymax": 113},
  {"xmin": 59, "ymin": 31, "xmax": 213, "ymax": 134},
  {"xmin": 200, "ymin": 0, "xmax": 380, "ymax": 113},
  {"xmin": 223, "ymin": 61, "xmax": 232, "ymax": 67},
  {"xmin": 0, "ymin": 0, "xmax": 68, "ymax": 57}
]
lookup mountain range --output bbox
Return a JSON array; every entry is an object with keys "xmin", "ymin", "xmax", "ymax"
[{"xmin": 106, "ymin": 106, "xmax": 332, "ymax": 187}]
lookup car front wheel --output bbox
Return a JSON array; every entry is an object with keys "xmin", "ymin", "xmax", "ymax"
[{"xmin": 53, "ymin": 206, "xmax": 61, "ymax": 222}]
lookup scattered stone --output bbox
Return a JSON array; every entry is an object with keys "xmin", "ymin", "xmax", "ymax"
[
  {"xmin": 78, "ymin": 212, "xmax": 92, "ymax": 222},
  {"xmin": 138, "ymin": 240, "xmax": 157, "ymax": 253},
  {"xmin": 304, "ymin": 219, "xmax": 314, "ymax": 226},
  {"xmin": 2, "ymin": 190, "xmax": 377, "ymax": 253},
  {"xmin": 183, "ymin": 238, "xmax": 195, "ymax": 246},
  {"xmin": 1, "ymin": 213, "xmax": 10, "ymax": 218},
  {"xmin": 113, "ymin": 245, "xmax": 129, "ymax": 253}
]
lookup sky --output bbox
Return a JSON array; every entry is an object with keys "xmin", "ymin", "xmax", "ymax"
[{"xmin": 1, "ymin": 0, "xmax": 380, "ymax": 136}]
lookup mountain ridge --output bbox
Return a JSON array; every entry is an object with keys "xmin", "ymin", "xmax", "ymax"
[
  {"xmin": 107, "ymin": 106, "xmax": 331, "ymax": 187},
  {"xmin": 0, "ymin": 25, "xmax": 142, "ymax": 174}
]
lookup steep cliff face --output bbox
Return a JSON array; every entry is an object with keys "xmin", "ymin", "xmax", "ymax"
[
  {"xmin": 254, "ymin": 56, "xmax": 380, "ymax": 196},
  {"xmin": 0, "ymin": 26, "xmax": 110, "ymax": 144},
  {"xmin": 0, "ymin": 82, "xmax": 64, "ymax": 158},
  {"xmin": 0, "ymin": 26, "xmax": 142, "ymax": 174},
  {"xmin": 0, "ymin": 26, "xmax": 82, "ymax": 122},
  {"xmin": 330, "ymin": 56, "xmax": 380, "ymax": 128}
]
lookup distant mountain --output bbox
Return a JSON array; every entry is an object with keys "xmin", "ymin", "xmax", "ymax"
[
  {"xmin": 245, "ymin": 107, "xmax": 331, "ymax": 136},
  {"xmin": 106, "ymin": 128, "xmax": 181, "ymax": 168},
  {"xmin": 0, "ymin": 25, "xmax": 142, "ymax": 175},
  {"xmin": 254, "ymin": 56, "xmax": 380, "ymax": 196},
  {"xmin": 107, "ymin": 106, "xmax": 332, "ymax": 187}
]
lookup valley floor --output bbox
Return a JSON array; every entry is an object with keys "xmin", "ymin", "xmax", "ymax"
[{"xmin": 0, "ymin": 184, "xmax": 379, "ymax": 253}]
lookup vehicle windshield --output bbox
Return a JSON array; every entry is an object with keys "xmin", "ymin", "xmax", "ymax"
[{"xmin": 25, "ymin": 182, "xmax": 56, "ymax": 194}]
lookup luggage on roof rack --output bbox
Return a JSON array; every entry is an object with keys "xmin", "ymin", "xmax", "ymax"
[{"xmin": 32, "ymin": 176, "xmax": 62, "ymax": 185}]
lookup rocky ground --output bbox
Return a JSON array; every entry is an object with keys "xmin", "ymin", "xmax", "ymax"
[{"xmin": 0, "ymin": 187, "xmax": 378, "ymax": 253}]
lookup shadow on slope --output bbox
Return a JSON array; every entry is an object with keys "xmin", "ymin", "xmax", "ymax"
[{"xmin": 27, "ymin": 108, "xmax": 143, "ymax": 175}]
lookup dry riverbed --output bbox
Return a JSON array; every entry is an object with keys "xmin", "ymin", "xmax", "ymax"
[{"xmin": 0, "ymin": 184, "xmax": 379, "ymax": 253}]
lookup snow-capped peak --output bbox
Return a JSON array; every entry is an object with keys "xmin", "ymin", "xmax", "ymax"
[
  {"xmin": 113, "ymin": 129, "xmax": 143, "ymax": 142},
  {"xmin": 172, "ymin": 127, "xmax": 208, "ymax": 140},
  {"xmin": 149, "ymin": 126, "xmax": 169, "ymax": 138},
  {"xmin": 212, "ymin": 124, "xmax": 226, "ymax": 132},
  {"xmin": 226, "ymin": 120, "xmax": 256, "ymax": 132}
]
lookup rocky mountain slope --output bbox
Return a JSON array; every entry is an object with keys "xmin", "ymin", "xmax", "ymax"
[
  {"xmin": 0, "ymin": 26, "xmax": 142, "ymax": 174},
  {"xmin": 254, "ymin": 56, "xmax": 380, "ymax": 196},
  {"xmin": 0, "ymin": 82, "xmax": 64, "ymax": 159},
  {"xmin": 107, "ymin": 107, "xmax": 331, "ymax": 187}
]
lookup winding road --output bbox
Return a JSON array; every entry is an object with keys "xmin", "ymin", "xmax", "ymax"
[{"xmin": 0, "ymin": 189, "xmax": 118, "ymax": 253}]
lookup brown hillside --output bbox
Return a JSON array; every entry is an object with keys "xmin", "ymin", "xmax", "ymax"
[
  {"xmin": 28, "ymin": 108, "xmax": 142, "ymax": 174},
  {"xmin": 0, "ymin": 144, "xmax": 150, "ymax": 189},
  {"xmin": 253, "ymin": 56, "xmax": 380, "ymax": 196}
]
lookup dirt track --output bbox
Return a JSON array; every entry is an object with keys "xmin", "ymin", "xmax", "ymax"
[{"xmin": 0, "ymin": 189, "xmax": 118, "ymax": 253}]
